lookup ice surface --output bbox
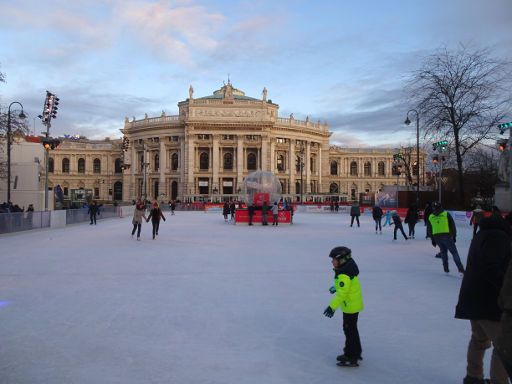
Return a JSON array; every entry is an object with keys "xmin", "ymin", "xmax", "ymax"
[{"xmin": 0, "ymin": 212, "xmax": 479, "ymax": 383}]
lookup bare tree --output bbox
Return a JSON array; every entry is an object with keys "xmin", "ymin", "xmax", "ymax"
[{"xmin": 407, "ymin": 46, "xmax": 511, "ymax": 206}]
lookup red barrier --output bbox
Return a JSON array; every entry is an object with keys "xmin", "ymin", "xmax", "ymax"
[{"xmin": 235, "ymin": 209, "xmax": 291, "ymax": 224}]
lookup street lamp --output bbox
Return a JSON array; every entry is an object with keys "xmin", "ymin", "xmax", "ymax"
[
  {"xmin": 6, "ymin": 102, "xmax": 26, "ymax": 203},
  {"xmin": 404, "ymin": 110, "xmax": 420, "ymax": 206}
]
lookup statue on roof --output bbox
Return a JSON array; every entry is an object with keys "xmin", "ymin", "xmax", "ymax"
[
  {"xmin": 189, "ymin": 85, "xmax": 194, "ymax": 99},
  {"xmin": 262, "ymin": 87, "xmax": 267, "ymax": 101}
]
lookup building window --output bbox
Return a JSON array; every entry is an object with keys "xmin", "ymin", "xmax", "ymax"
[
  {"xmin": 171, "ymin": 153, "xmax": 179, "ymax": 170},
  {"xmin": 199, "ymin": 152, "xmax": 209, "ymax": 170},
  {"xmin": 310, "ymin": 157, "xmax": 315, "ymax": 173},
  {"xmin": 48, "ymin": 157, "xmax": 54, "ymax": 173},
  {"xmin": 78, "ymin": 158, "xmax": 85, "ymax": 173},
  {"xmin": 154, "ymin": 154, "xmax": 159, "ymax": 171},
  {"xmin": 277, "ymin": 154, "xmax": 285, "ymax": 172},
  {"xmin": 247, "ymin": 153, "xmax": 257, "ymax": 170},
  {"xmin": 364, "ymin": 162, "xmax": 371, "ymax": 176},
  {"xmin": 276, "ymin": 138, "xmax": 287, "ymax": 144},
  {"xmin": 93, "ymin": 158, "xmax": 101, "ymax": 174},
  {"xmin": 330, "ymin": 161, "xmax": 338, "ymax": 176},
  {"xmin": 198, "ymin": 134, "xmax": 209, "ymax": 140},
  {"xmin": 330, "ymin": 183, "xmax": 339, "ymax": 193},
  {"xmin": 223, "ymin": 152, "xmax": 233, "ymax": 170},
  {"xmin": 350, "ymin": 161, "xmax": 358, "ymax": 176},
  {"xmin": 170, "ymin": 136, "xmax": 179, "ymax": 142},
  {"xmin": 64, "ymin": 187, "xmax": 69, "ymax": 196},
  {"xmin": 222, "ymin": 135, "xmax": 234, "ymax": 140},
  {"xmin": 378, "ymin": 161, "xmax": 385, "ymax": 176},
  {"xmin": 62, "ymin": 158, "xmax": 70, "ymax": 173},
  {"xmin": 115, "ymin": 158, "xmax": 122, "ymax": 173},
  {"xmin": 94, "ymin": 187, "xmax": 99, "ymax": 198}
]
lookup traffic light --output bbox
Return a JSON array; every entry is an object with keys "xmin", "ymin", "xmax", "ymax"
[{"xmin": 433, "ymin": 140, "xmax": 448, "ymax": 151}]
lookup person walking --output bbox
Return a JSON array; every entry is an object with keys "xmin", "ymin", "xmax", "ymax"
[
  {"xmin": 131, "ymin": 200, "xmax": 147, "ymax": 241},
  {"xmin": 469, "ymin": 206, "xmax": 485, "ymax": 237},
  {"xmin": 323, "ymin": 246, "xmax": 364, "ymax": 367},
  {"xmin": 88, "ymin": 201, "xmax": 99, "ymax": 225},
  {"xmin": 222, "ymin": 202, "xmax": 230, "ymax": 222},
  {"xmin": 146, "ymin": 202, "xmax": 166, "ymax": 240},
  {"xmin": 350, "ymin": 202, "xmax": 361, "ymax": 227},
  {"xmin": 427, "ymin": 201, "xmax": 465, "ymax": 274},
  {"xmin": 372, "ymin": 205, "xmax": 383, "ymax": 234},
  {"xmin": 391, "ymin": 211, "xmax": 408, "ymax": 241},
  {"xmin": 405, "ymin": 204, "xmax": 419, "ymax": 239},
  {"xmin": 455, "ymin": 215, "xmax": 511, "ymax": 384},
  {"xmin": 271, "ymin": 202, "xmax": 279, "ymax": 226}
]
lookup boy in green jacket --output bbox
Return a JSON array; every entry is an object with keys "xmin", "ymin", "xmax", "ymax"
[{"xmin": 323, "ymin": 246, "xmax": 364, "ymax": 367}]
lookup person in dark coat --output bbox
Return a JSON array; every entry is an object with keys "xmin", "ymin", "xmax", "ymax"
[
  {"xmin": 391, "ymin": 211, "xmax": 408, "ymax": 241},
  {"xmin": 424, "ymin": 202, "xmax": 433, "ymax": 238},
  {"xmin": 261, "ymin": 201, "xmax": 270, "ymax": 226},
  {"xmin": 229, "ymin": 202, "xmax": 236, "ymax": 222},
  {"xmin": 404, "ymin": 204, "xmax": 419, "ymax": 239},
  {"xmin": 248, "ymin": 204, "xmax": 255, "ymax": 226},
  {"xmin": 372, "ymin": 205, "xmax": 383, "ymax": 234},
  {"xmin": 170, "ymin": 200, "xmax": 176, "ymax": 215},
  {"xmin": 146, "ymin": 202, "xmax": 166, "ymax": 239},
  {"xmin": 88, "ymin": 201, "xmax": 99, "ymax": 225},
  {"xmin": 497, "ymin": 256, "xmax": 512, "ymax": 380},
  {"xmin": 470, "ymin": 206, "xmax": 485, "ymax": 237},
  {"xmin": 222, "ymin": 202, "xmax": 230, "ymax": 222},
  {"xmin": 455, "ymin": 215, "xmax": 511, "ymax": 384},
  {"xmin": 350, "ymin": 202, "xmax": 360, "ymax": 227}
]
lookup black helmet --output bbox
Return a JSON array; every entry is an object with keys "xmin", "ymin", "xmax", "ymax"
[
  {"xmin": 329, "ymin": 246, "xmax": 352, "ymax": 261},
  {"xmin": 431, "ymin": 201, "xmax": 442, "ymax": 211}
]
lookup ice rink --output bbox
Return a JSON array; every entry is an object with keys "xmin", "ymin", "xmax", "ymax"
[{"xmin": 0, "ymin": 211, "xmax": 477, "ymax": 383}]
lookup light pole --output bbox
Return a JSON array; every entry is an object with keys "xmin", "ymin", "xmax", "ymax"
[
  {"xmin": 404, "ymin": 110, "xmax": 420, "ymax": 206},
  {"xmin": 6, "ymin": 102, "xmax": 26, "ymax": 203},
  {"xmin": 299, "ymin": 144, "xmax": 305, "ymax": 204},
  {"xmin": 395, "ymin": 164, "xmax": 402, "ymax": 208}
]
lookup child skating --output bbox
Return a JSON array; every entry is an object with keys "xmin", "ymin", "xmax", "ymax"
[{"xmin": 323, "ymin": 246, "xmax": 364, "ymax": 367}]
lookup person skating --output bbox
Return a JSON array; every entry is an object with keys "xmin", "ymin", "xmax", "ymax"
[
  {"xmin": 372, "ymin": 205, "xmax": 383, "ymax": 234},
  {"xmin": 350, "ymin": 202, "xmax": 360, "ymax": 227},
  {"xmin": 248, "ymin": 203, "xmax": 255, "ymax": 226},
  {"xmin": 222, "ymin": 202, "xmax": 230, "ymax": 222},
  {"xmin": 455, "ymin": 215, "xmax": 511, "ymax": 384},
  {"xmin": 271, "ymin": 202, "xmax": 279, "ymax": 226},
  {"xmin": 229, "ymin": 202, "xmax": 236, "ymax": 222},
  {"xmin": 261, "ymin": 201, "xmax": 270, "ymax": 226},
  {"xmin": 131, "ymin": 200, "xmax": 147, "ymax": 241},
  {"xmin": 146, "ymin": 202, "xmax": 166, "ymax": 240},
  {"xmin": 391, "ymin": 211, "xmax": 408, "ymax": 241},
  {"xmin": 382, "ymin": 210, "xmax": 392, "ymax": 227},
  {"xmin": 427, "ymin": 201, "xmax": 465, "ymax": 274},
  {"xmin": 469, "ymin": 206, "xmax": 484, "ymax": 237},
  {"xmin": 405, "ymin": 204, "xmax": 419, "ymax": 239},
  {"xmin": 88, "ymin": 201, "xmax": 99, "ymax": 225},
  {"xmin": 323, "ymin": 246, "xmax": 364, "ymax": 367},
  {"xmin": 170, "ymin": 200, "xmax": 176, "ymax": 215}
]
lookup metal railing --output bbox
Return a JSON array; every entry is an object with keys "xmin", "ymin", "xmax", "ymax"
[
  {"xmin": 0, "ymin": 211, "xmax": 51, "ymax": 234},
  {"xmin": 65, "ymin": 206, "xmax": 120, "ymax": 225}
]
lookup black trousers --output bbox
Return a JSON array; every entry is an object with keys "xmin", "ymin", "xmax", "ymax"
[
  {"xmin": 374, "ymin": 218, "xmax": 382, "ymax": 231},
  {"xmin": 394, "ymin": 224, "xmax": 408, "ymax": 240},
  {"xmin": 131, "ymin": 223, "xmax": 141, "ymax": 237},
  {"xmin": 407, "ymin": 222, "xmax": 416, "ymax": 237},
  {"xmin": 151, "ymin": 220, "xmax": 160, "ymax": 238},
  {"xmin": 90, "ymin": 213, "xmax": 96, "ymax": 225},
  {"xmin": 343, "ymin": 312, "xmax": 362, "ymax": 358},
  {"xmin": 350, "ymin": 216, "xmax": 360, "ymax": 227}
]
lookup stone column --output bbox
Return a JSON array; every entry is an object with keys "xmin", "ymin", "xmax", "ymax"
[
  {"xmin": 159, "ymin": 139, "xmax": 166, "ymax": 199},
  {"xmin": 237, "ymin": 135, "xmax": 244, "ymax": 187},
  {"xmin": 270, "ymin": 138, "xmax": 276, "ymax": 173},
  {"xmin": 306, "ymin": 141, "xmax": 311, "ymax": 193},
  {"xmin": 261, "ymin": 136, "xmax": 268, "ymax": 171},
  {"xmin": 187, "ymin": 135, "xmax": 195, "ymax": 195},
  {"xmin": 180, "ymin": 139, "xmax": 186, "ymax": 198},
  {"xmin": 289, "ymin": 141, "xmax": 295, "ymax": 194},
  {"xmin": 212, "ymin": 135, "xmax": 220, "ymax": 192}
]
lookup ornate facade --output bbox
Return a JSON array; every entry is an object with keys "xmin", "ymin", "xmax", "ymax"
[{"xmin": 47, "ymin": 82, "xmax": 425, "ymax": 204}]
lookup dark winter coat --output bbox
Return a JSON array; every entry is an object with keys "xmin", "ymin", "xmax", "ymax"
[
  {"xmin": 147, "ymin": 207, "xmax": 166, "ymax": 223},
  {"xmin": 350, "ymin": 204, "xmax": 360, "ymax": 216},
  {"xmin": 404, "ymin": 207, "xmax": 419, "ymax": 224},
  {"xmin": 222, "ymin": 203, "xmax": 230, "ymax": 216},
  {"xmin": 392, "ymin": 213, "xmax": 403, "ymax": 227},
  {"xmin": 455, "ymin": 216, "xmax": 512, "ymax": 321},
  {"xmin": 372, "ymin": 206, "xmax": 383, "ymax": 220},
  {"xmin": 497, "ymin": 256, "xmax": 512, "ymax": 366},
  {"xmin": 88, "ymin": 204, "xmax": 99, "ymax": 216}
]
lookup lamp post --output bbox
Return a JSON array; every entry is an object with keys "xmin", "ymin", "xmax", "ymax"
[
  {"xmin": 404, "ymin": 110, "xmax": 420, "ymax": 206},
  {"xmin": 395, "ymin": 163, "xmax": 402, "ymax": 208},
  {"xmin": 299, "ymin": 144, "xmax": 305, "ymax": 204},
  {"xmin": 6, "ymin": 102, "xmax": 26, "ymax": 203}
]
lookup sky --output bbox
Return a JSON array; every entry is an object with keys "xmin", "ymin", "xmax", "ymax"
[
  {"xmin": 0, "ymin": 0, "xmax": 511, "ymax": 147},
  {"xmin": 0, "ymin": 210, "xmax": 478, "ymax": 383}
]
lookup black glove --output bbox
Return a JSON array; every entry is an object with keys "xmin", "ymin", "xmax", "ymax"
[
  {"xmin": 431, "ymin": 239, "xmax": 437, "ymax": 247},
  {"xmin": 163, "ymin": 218, "xmax": 166, "ymax": 221},
  {"xmin": 453, "ymin": 237, "xmax": 456, "ymax": 243},
  {"xmin": 323, "ymin": 306, "xmax": 335, "ymax": 318},
  {"xmin": 329, "ymin": 286, "xmax": 336, "ymax": 294}
]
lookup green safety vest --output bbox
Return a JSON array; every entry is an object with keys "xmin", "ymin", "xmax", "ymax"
[
  {"xmin": 329, "ymin": 273, "xmax": 364, "ymax": 314},
  {"xmin": 429, "ymin": 211, "xmax": 450, "ymax": 235}
]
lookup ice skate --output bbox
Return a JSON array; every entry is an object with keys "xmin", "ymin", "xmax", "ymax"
[{"xmin": 336, "ymin": 355, "xmax": 359, "ymax": 367}]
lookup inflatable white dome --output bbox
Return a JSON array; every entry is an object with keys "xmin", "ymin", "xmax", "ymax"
[{"xmin": 241, "ymin": 171, "xmax": 282, "ymax": 206}]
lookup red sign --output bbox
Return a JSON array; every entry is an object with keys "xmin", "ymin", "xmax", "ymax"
[
  {"xmin": 235, "ymin": 209, "xmax": 291, "ymax": 224},
  {"xmin": 253, "ymin": 193, "xmax": 270, "ymax": 206}
]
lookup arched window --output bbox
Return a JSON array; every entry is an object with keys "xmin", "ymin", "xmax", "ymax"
[
  {"xmin": 223, "ymin": 152, "xmax": 233, "ymax": 170},
  {"xmin": 171, "ymin": 153, "xmax": 179, "ymax": 170},
  {"xmin": 62, "ymin": 158, "xmax": 70, "ymax": 173},
  {"xmin": 199, "ymin": 152, "xmax": 209, "ymax": 170},
  {"xmin": 330, "ymin": 161, "xmax": 338, "ymax": 176},
  {"xmin": 78, "ymin": 158, "xmax": 85, "ymax": 173},
  {"xmin": 295, "ymin": 181, "xmax": 301, "ymax": 194},
  {"xmin": 93, "ymin": 158, "xmax": 101, "ymax": 173},
  {"xmin": 364, "ymin": 162, "xmax": 371, "ymax": 176},
  {"xmin": 330, "ymin": 183, "xmax": 339, "ymax": 193},
  {"xmin": 115, "ymin": 158, "xmax": 122, "ymax": 173},
  {"xmin": 154, "ymin": 154, "xmax": 159, "ymax": 171},
  {"xmin": 277, "ymin": 154, "xmax": 285, "ymax": 172},
  {"xmin": 171, "ymin": 181, "xmax": 178, "ymax": 200},
  {"xmin": 378, "ymin": 161, "xmax": 385, "ymax": 176},
  {"xmin": 48, "ymin": 157, "xmax": 54, "ymax": 173},
  {"xmin": 350, "ymin": 161, "xmax": 358, "ymax": 176},
  {"xmin": 247, "ymin": 153, "xmax": 257, "ymax": 170}
]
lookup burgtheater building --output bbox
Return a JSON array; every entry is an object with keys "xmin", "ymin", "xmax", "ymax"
[{"xmin": 46, "ymin": 81, "xmax": 424, "ymax": 204}]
